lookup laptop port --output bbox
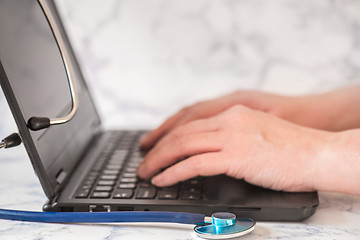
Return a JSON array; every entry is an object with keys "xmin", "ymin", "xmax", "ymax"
[
  {"xmin": 117, "ymin": 206, "xmax": 134, "ymax": 211},
  {"xmin": 89, "ymin": 205, "xmax": 111, "ymax": 212}
]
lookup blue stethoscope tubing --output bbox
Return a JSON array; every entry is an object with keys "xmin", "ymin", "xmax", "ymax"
[
  {"xmin": 0, "ymin": 208, "xmax": 256, "ymax": 239},
  {"xmin": 0, "ymin": 208, "xmax": 205, "ymax": 225}
]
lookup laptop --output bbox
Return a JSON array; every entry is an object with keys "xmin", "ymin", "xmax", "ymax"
[{"xmin": 0, "ymin": 0, "xmax": 318, "ymax": 221}]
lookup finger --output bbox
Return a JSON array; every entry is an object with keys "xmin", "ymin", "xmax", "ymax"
[
  {"xmin": 152, "ymin": 118, "xmax": 220, "ymax": 152},
  {"xmin": 139, "ymin": 110, "xmax": 185, "ymax": 149},
  {"xmin": 137, "ymin": 132, "xmax": 222, "ymax": 179},
  {"xmin": 139, "ymin": 118, "xmax": 220, "ymax": 176},
  {"xmin": 151, "ymin": 152, "xmax": 228, "ymax": 187}
]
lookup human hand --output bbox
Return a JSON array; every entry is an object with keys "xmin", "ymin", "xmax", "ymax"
[
  {"xmin": 139, "ymin": 89, "xmax": 339, "ymax": 150},
  {"xmin": 137, "ymin": 105, "xmax": 332, "ymax": 192}
]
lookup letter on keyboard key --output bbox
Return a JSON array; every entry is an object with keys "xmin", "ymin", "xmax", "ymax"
[
  {"xmin": 113, "ymin": 189, "xmax": 134, "ymax": 199},
  {"xmin": 118, "ymin": 183, "xmax": 136, "ymax": 189},
  {"xmin": 122, "ymin": 172, "xmax": 137, "ymax": 178},
  {"xmin": 120, "ymin": 178, "xmax": 137, "ymax": 183},
  {"xmin": 75, "ymin": 189, "xmax": 89, "ymax": 198},
  {"xmin": 100, "ymin": 175, "xmax": 118, "ymax": 180},
  {"xmin": 90, "ymin": 192, "xmax": 110, "ymax": 198},
  {"xmin": 98, "ymin": 180, "xmax": 116, "ymax": 186},
  {"xmin": 136, "ymin": 188, "xmax": 157, "ymax": 199},
  {"xmin": 94, "ymin": 186, "xmax": 113, "ymax": 192},
  {"xmin": 102, "ymin": 170, "xmax": 120, "ymax": 175},
  {"xmin": 182, "ymin": 191, "xmax": 201, "ymax": 200},
  {"xmin": 158, "ymin": 190, "xmax": 178, "ymax": 200}
]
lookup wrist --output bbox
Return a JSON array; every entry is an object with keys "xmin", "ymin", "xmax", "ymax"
[
  {"xmin": 309, "ymin": 86, "xmax": 360, "ymax": 131},
  {"xmin": 314, "ymin": 129, "xmax": 360, "ymax": 195}
]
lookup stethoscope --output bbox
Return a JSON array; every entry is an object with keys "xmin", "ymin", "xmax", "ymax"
[
  {"xmin": 0, "ymin": 0, "xmax": 256, "ymax": 239},
  {"xmin": 0, "ymin": 208, "xmax": 255, "ymax": 239}
]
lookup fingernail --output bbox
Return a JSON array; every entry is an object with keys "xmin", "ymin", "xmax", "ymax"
[
  {"xmin": 139, "ymin": 137, "xmax": 150, "ymax": 150},
  {"xmin": 151, "ymin": 174, "xmax": 163, "ymax": 185},
  {"xmin": 139, "ymin": 136, "xmax": 146, "ymax": 144}
]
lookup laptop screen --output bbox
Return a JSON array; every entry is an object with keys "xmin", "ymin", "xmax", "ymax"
[{"xmin": 0, "ymin": 0, "xmax": 101, "ymax": 199}]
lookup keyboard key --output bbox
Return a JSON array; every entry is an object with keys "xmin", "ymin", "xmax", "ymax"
[
  {"xmin": 102, "ymin": 170, "xmax": 120, "ymax": 175},
  {"xmin": 182, "ymin": 191, "xmax": 201, "ymax": 200},
  {"xmin": 158, "ymin": 190, "xmax": 178, "ymax": 200},
  {"xmin": 94, "ymin": 186, "xmax": 113, "ymax": 192},
  {"xmin": 80, "ymin": 184, "xmax": 92, "ymax": 190},
  {"xmin": 120, "ymin": 177, "xmax": 137, "ymax": 183},
  {"xmin": 90, "ymin": 191, "xmax": 110, "ymax": 198},
  {"xmin": 122, "ymin": 172, "xmax": 137, "ymax": 178},
  {"xmin": 75, "ymin": 189, "xmax": 90, "ymax": 198},
  {"xmin": 184, "ymin": 179, "xmax": 202, "ymax": 187},
  {"xmin": 108, "ymin": 160, "xmax": 124, "ymax": 166},
  {"xmin": 124, "ymin": 167, "xmax": 137, "ymax": 173},
  {"xmin": 112, "ymin": 149, "xmax": 128, "ymax": 157},
  {"xmin": 113, "ymin": 189, "xmax": 134, "ymax": 199},
  {"xmin": 127, "ymin": 162, "xmax": 140, "ymax": 168},
  {"xmin": 136, "ymin": 188, "xmax": 157, "ymax": 199},
  {"xmin": 118, "ymin": 183, "xmax": 136, "ymax": 189},
  {"xmin": 97, "ymin": 180, "xmax": 116, "ymax": 186},
  {"xmin": 106, "ymin": 165, "xmax": 122, "ymax": 170},
  {"xmin": 182, "ymin": 179, "xmax": 202, "ymax": 192},
  {"xmin": 182, "ymin": 185, "xmax": 201, "ymax": 193},
  {"xmin": 100, "ymin": 175, "xmax": 118, "ymax": 180},
  {"xmin": 109, "ymin": 154, "xmax": 126, "ymax": 163}
]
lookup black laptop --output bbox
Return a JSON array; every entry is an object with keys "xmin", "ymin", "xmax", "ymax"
[{"xmin": 0, "ymin": 0, "xmax": 318, "ymax": 221}]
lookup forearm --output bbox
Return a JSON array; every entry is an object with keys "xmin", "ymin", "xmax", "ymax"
[
  {"xmin": 302, "ymin": 85, "xmax": 360, "ymax": 131},
  {"xmin": 315, "ymin": 129, "xmax": 360, "ymax": 195}
]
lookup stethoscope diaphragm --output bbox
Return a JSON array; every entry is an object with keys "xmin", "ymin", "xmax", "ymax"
[{"xmin": 194, "ymin": 212, "xmax": 255, "ymax": 239}]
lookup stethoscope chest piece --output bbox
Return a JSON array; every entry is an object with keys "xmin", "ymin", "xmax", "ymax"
[{"xmin": 194, "ymin": 212, "xmax": 255, "ymax": 239}]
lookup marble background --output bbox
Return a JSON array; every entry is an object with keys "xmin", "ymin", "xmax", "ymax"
[
  {"xmin": 1, "ymin": 0, "xmax": 360, "ymax": 239},
  {"xmin": 56, "ymin": 0, "xmax": 360, "ymax": 129}
]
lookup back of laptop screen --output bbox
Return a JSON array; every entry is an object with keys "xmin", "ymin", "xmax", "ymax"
[{"xmin": 0, "ymin": 0, "xmax": 100, "ymax": 192}]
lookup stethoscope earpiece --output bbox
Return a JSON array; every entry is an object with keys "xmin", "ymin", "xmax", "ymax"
[{"xmin": 194, "ymin": 212, "xmax": 255, "ymax": 239}]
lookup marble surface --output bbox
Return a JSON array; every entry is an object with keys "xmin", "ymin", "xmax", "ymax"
[{"xmin": 1, "ymin": 0, "xmax": 360, "ymax": 239}]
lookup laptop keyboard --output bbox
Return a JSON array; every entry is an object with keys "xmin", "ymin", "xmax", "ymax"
[{"xmin": 74, "ymin": 131, "xmax": 203, "ymax": 201}]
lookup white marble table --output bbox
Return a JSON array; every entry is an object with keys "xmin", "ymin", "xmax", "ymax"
[{"xmin": 1, "ymin": 0, "xmax": 360, "ymax": 239}]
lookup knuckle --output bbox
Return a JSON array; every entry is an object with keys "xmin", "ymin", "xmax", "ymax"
[
  {"xmin": 228, "ymin": 104, "xmax": 247, "ymax": 113},
  {"xmin": 226, "ymin": 105, "xmax": 252, "ymax": 119}
]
